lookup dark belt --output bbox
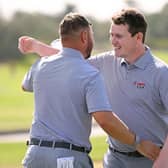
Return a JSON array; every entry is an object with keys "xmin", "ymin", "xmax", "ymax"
[
  {"xmin": 109, "ymin": 146, "xmax": 144, "ymax": 157},
  {"xmin": 27, "ymin": 138, "xmax": 90, "ymax": 154}
]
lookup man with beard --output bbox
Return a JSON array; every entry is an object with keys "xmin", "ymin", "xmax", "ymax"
[{"xmin": 19, "ymin": 9, "xmax": 162, "ymax": 168}]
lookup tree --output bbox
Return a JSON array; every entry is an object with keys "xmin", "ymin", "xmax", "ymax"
[{"xmin": 124, "ymin": 0, "xmax": 139, "ymax": 8}]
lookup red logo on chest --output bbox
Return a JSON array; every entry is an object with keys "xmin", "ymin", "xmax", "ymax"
[{"xmin": 134, "ymin": 81, "xmax": 145, "ymax": 88}]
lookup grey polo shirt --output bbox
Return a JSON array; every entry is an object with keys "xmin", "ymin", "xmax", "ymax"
[
  {"xmin": 89, "ymin": 47, "xmax": 168, "ymax": 152},
  {"xmin": 22, "ymin": 48, "xmax": 112, "ymax": 149}
]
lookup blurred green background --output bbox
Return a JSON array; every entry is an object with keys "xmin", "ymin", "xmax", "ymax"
[{"xmin": 0, "ymin": 136, "xmax": 107, "ymax": 168}]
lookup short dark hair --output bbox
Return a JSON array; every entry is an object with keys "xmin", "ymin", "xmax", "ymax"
[
  {"xmin": 59, "ymin": 12, "xmax": 92, "ymax": 37},
  {"xmin": 112, "ymin": 8, "xmax": 147, "ymax": 43}
]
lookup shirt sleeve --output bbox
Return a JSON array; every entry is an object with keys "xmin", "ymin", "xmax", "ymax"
[
  {"xmin": 88, "ymin": 51, "xmax": 114, "ymax": 70},
  {"xmin": 158, "ymin": 67, "xmax": 168, "ymax": 112},
  {"xmin": 88, "ymin": 55, "xmax": 101, "ymax": 70},
  {"xmin": 50, "ymin": 39, "xmax": 62, "ymax": 50},
  {"xmin": 22, "ymin": 59, "xmax": 40, "ymax": 92},
  {"xmin": 85, "ymin": 72, "xmax": 112, "ymax": 113}
]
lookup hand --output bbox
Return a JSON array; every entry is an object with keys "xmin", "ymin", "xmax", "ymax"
[
  {"xmin": 136, "ymin": 140, "xmax": 160, "ymax": 161},
  {"xmin": 18, "ymin": 36, "xmax": 36, "ymax": 54}
]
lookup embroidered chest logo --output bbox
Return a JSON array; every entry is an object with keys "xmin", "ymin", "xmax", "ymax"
[{"xmin": 134, "ymin": 81, "xmax": 145, "ymax": 88}]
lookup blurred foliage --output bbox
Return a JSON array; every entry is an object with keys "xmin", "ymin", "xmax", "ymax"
[
  {"xmin": 146, "ymin": 3, "xmax": 168, "ymax": 49},
  {"xmin": 0, "ymin": 3, "xmax": 168, "ymax": 63}
]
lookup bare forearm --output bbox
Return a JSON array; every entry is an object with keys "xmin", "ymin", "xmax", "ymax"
[
  {"xmin": 34, "ymin": 40, "xmax": 59, "ymax": 57},
  {"xmin": 93, "ymin": 111, "xmax": 161, "ymax": 160},
  {"xmin": 18, "ymin": 36, "xmax": 59, "ymax": 57},
  {"xmin": 104, "ymin": 113, "xmax": 135, "ymax": 145},
  {"xmin": 93, "ymin": 112, "xmax": 135, "ymax": 145}
]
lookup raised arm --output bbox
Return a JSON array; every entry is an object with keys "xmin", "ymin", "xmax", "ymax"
[{"xmin": 18, "ymin": 36, "xmax": 59, "ymax": 57}]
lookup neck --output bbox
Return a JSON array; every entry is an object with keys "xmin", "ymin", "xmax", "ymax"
[
  {"xmin": 126, "ymin": 45, "xmax": 146, "ymax": 64},
  {"xmin": 62, "ymin": 41, "xmax": 87, "ymax": 59}
]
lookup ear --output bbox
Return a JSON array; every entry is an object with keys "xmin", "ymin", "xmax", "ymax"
[
  {"xmin": 80, "ymin": 30, "xmax": 88, "ymax": 44},
  {"xmin": 136, "ymin": 32, "xmax": 143, "ymax": 42}
]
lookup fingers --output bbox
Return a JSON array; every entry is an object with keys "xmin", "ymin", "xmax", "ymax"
[
  {"xmin": 141, "ymin": 150, "xmax": 155, "ymax": 161},
  {"xmin": 18, "ymin": 36, "xmax": 34, "ymax": 54},
  {"xmin": 136, "ymin": 140, "xmax": 161, "ymax": 161},
  {"xmin": 145, "ymin": 145, "xmax": 160, "ymax": 161},
  {"xmin": 142, "ymin": 151, "xmax": 156, "ymax": 161}
]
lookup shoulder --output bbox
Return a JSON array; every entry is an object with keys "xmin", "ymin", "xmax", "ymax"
[
  {"xmin": 152, "ymin": 56, "xmax": 168, "ymax": 72},
  {"xmin": 90, "ymin": 50, "xmax": 115, "ymax": 61},
  {"xmin": 88, "ymin": 50, "xmax": 119, "ymax": 69},
  {"xmin": 82, "ymin": 60, "xmax": 100, "ymax": 76},
  {"xmin": 150, "ymin": 56, "xmax": 168, "ymax": 86}
]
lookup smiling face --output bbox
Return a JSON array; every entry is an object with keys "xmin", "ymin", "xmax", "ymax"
[
  {"xmin": 109, "ymin": 8, "xmax": 148, "ymax": 63},
  {"xmin": 109, "ymin": 23, "xmax": 139, "ymax": 60}
]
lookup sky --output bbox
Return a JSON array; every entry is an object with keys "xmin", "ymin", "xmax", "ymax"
[{"xmin": 0, "ymin": 0, "xmax": 168, "ymax": 20}]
